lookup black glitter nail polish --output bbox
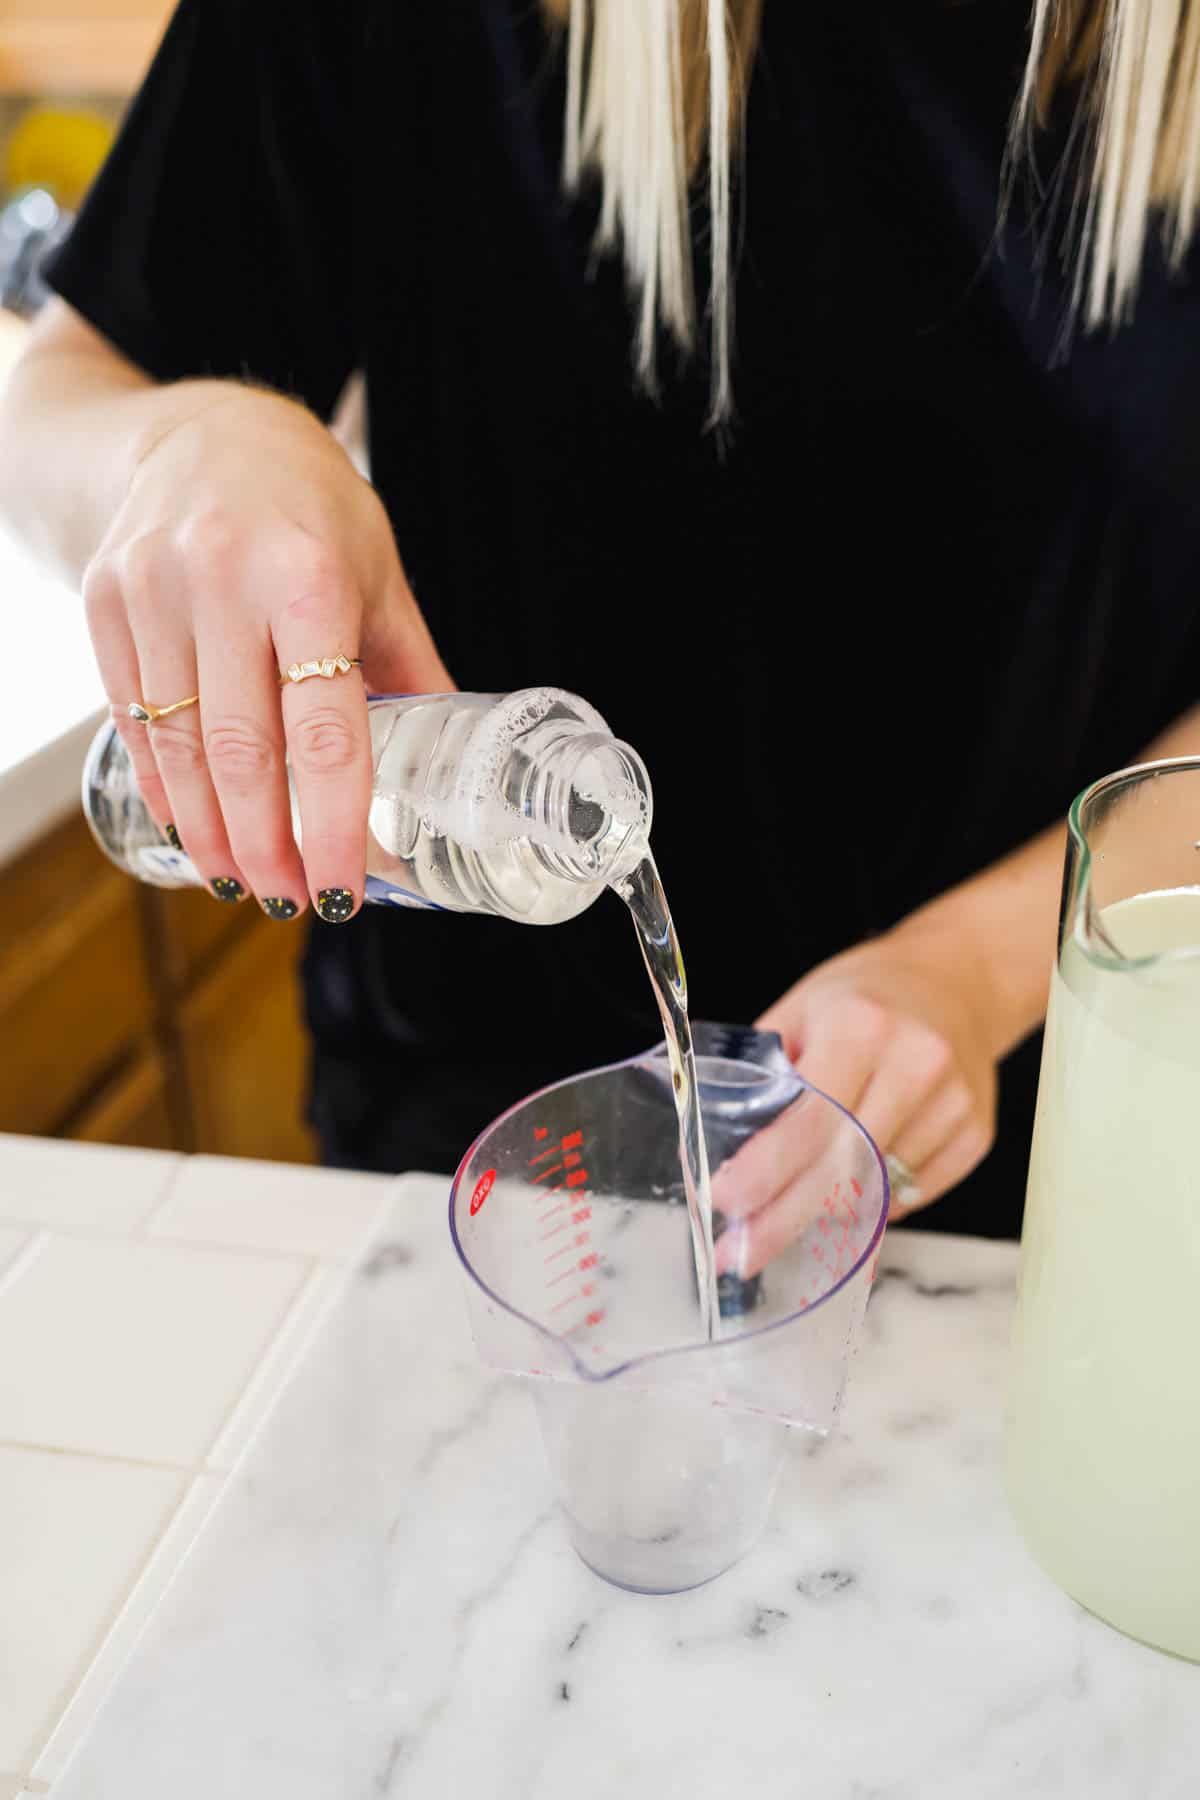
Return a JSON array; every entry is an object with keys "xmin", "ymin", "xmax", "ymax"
[
  {"xmin": 261, "ymin": 897, "xmax": 299, "ymax": 921},
  {"xmin": 211, "ymin": 877, "xmax": 245, "ymax": 904},
  {"xmin": 164, "ymin": 824, "xmax": 184, "ymax": 852},
  {"xmin": 317, "ymin": 887, "xmax": 355, "ymax": 923}
]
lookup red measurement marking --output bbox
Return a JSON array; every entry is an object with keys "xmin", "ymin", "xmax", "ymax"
[
  {"xmin": 547, "ymin": 1265, "xmax": 578, "ymax": 1286},
  {"xmin": 528, "ymin": 1144, "xmax": 559, "ymax": 1167},
  {"xmin": 851, "ymin": 1177, "xmax": 862, "ymax": 1199},
  {"xmin": 573, "ymin": 1231, "xmax": 590, "ymax": 1248},
  {"xmin": 537, "ymin": 1204, "xmax": 565, "ymax": 1224},
  {"xmin": 571, "ymin": 1205, "xmax": 591, "ymax": 1225},
  {"xmin": 541, "ymin": 1221, "xmax": 568, "ymax": 1239},
  {"xmin": 842, "ymin": 1198, "xmax": 860, "ymax": 1225},
  {"xmin": 566, "ymin": 1170, "xmax": 589, "ymax": 1189},
  {"xmin": 579, "ymin": 1252, "xmax": 598, "ymax": 1271},
  {"xmin": 585, "ymin": 1308, "xmax": 605, "ymax": 1328},
  {"xmin": 818, "ymin": 1216, "xmax": 829, "ymax": 1235},
  {"xmin": 812, "ymin": 1245, "xmax": 825, "ymax": 1263},
  {"xmin": 822, "ymin": 1194, "xmax": 835, "ymax": 1214},
  {"xmin": 545, "ymin": 1245, "xmax": 572, "ymax": 1263},
  {"xmin": 551, "ymin": 1292, "xmax": 579, "ymax": 1312},
  {"xmin": 564, "ymin": 1150, "xmax": 582, "ymax": 1169},
  {"xmin": 534, "ymin": 1127, "xmax": 549, "ymax": 1141},
  {"xmin": 580, "ymin": 1282, "xmax": 596, "ymax": 1297},
  {"xmin": 469, "ymin": 1169, "xmax": 495, "ymax": 1216},
  {"xmin": 534, "ymin": 1163, "xmax": 563, "ymax": 1185},
  {"xmin": 562, "ymin": 1130, "xmax": 584, "ymax": 1152}
]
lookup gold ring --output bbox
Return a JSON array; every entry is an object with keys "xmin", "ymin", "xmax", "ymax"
[
  {"xmin": 279, "ymin": 655, "xmax": 362, "ymax": 687},
  {"xmin": 127, "ymin": 694, "xmax": 199, "ymax": 724}
]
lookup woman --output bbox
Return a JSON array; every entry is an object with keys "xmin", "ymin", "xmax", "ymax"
[{"xmin": 3, "ymin": 0, "xmax": 1199, "ymax": 1271}]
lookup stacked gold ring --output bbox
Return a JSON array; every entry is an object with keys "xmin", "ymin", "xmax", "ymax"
[
  {"xmin": 279, "ymin": 655, "xmax": 362, "ymax": 687},
  {"xmin": 128, "ymin": 656, "xmax": 362, "ymax": 722}
]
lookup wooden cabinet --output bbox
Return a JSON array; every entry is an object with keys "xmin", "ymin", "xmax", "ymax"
[
  {"xmin": 67, "ymin": 1045, "xmax": 175, "ymax": 1149},
  {"xmin": 175, "ymin": 907, "xmax": 314, "ymax": 1165},
  {"xmin": 0, "ymin": 0, "xmax": 171, "ymax": 95},
  {"xmin": 0, "ymin": 809, "xmax": 316, "ymax": 1162}
]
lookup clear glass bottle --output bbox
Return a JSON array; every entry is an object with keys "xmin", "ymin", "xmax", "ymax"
[{"xmin": 82, "ymin": 687, "xmax": 652, "ymax": 924}]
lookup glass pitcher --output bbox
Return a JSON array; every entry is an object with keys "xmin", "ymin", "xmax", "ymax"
[{"xmin": 1005, "ymin": 756, "xmax": 1200, "ymax": 1661}]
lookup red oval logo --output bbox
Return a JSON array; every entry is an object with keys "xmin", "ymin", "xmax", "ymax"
[{"xmin": 470, "ymin": 1169, "xmax": 496, "ymax": 1216}]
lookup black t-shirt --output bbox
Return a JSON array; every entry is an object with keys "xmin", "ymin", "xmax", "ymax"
[{"xmin": 47, "ymin": 0, "xmax": 1200, "ymax": 1231}]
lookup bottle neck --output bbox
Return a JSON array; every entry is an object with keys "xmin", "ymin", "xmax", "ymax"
[{"xmin": 520, "ymin": 723, "xmax": 652, "ymax": 887}]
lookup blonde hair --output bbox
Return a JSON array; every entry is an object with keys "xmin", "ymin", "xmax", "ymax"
[
  {"xmin": 547, "ymin": 1, "xmax": 1200, "ymax": 417},
  {"xmin": 543, "ymin": 0, "xmax": 761, "ymax": 424},
  {"xmin": 1016, "ymin": 1, "xmax": 1200, "ymax": 327}
]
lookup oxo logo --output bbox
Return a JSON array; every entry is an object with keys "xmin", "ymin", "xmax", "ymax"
[{"xmin": 470, "ymin": 1169, "xmax": 496, "ymax": 1216}]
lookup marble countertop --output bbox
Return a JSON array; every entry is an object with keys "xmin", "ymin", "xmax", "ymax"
[{"xmin": 2, "ymin": 1141, "xmax": 1192, "ymax": 1799}]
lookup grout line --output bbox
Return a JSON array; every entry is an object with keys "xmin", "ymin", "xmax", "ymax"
[
  {"xmin": 107, "ymin": 1229, "xmax": 317, "ymax": 1269},
  {"xmin": 131, "ymin": 1154, "xmax": 191, "ymax": 1235},
  {"xmin": 197, "ymin": 1254, "xmax": 324, "ymax": 1469},
  {"xmin": 0, "ymin": 1230, "xmax": 49, "ymax": 1300},
  {"xmin": 201, "ymin": 1258, "xmax": 343, "ymax": 1475},
  {"xmin": 18, "ymin": 1467, "xmax": 211, "ymax": 1781},
  {"xmin": 0, "ymin": 1441, "xmax": 201, "ymax": 1478},
  {"xmin": 0, "ymin": 1215, "xmax": 318, "ymax": 1268}
]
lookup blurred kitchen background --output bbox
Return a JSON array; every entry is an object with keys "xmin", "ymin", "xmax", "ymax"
[{"xmin": 0, "ymin": 0, "xmax": 320, "ymax": 1167}]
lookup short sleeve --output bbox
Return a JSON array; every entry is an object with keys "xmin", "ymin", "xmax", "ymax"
[{"xmin": 43, "ymin": 0, "xmax": 360, "ymax": 422}]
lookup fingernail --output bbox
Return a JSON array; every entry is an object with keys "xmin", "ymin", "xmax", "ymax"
[
  {"xmin": 165, "ymin": 824, "xmax": 184, "ymax": 852},
  {"xmin": 211, "ymin": 877, "xmax": 245, "ymax": 904},
  {"xmin": 261, "ymin": 897, "xmax": 299, "ymax": 921},
  {"xmin": 317, "ymin": 887, "xmax": 355, "ymax": 924}
]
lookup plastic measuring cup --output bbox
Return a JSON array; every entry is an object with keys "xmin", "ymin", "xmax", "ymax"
[{"xmin": 450, "ymin": 1023, "xmax": 888, "ymax": 1594}]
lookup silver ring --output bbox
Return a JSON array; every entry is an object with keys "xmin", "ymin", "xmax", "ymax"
[{"xmin": 885, "ymin": 1153, "xmax": 922, "ymax": 1212}]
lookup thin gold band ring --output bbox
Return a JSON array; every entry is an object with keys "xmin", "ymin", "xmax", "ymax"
[{"xmin": 127, "ymin": 695, "xmax": 199, "ymax": 725}]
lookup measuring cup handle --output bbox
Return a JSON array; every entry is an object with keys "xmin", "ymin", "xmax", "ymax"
[{"xmin": 685, "ymin": 1021, "xmax": 793, "ymax": 1074}]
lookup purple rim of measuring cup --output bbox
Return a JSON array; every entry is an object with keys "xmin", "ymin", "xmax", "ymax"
[{"xmin": 447, "ymin": 1046, "xmax": 890, "ymax": 1386}]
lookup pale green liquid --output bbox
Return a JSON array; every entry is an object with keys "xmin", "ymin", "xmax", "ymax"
[{"xmin": 1006, "ymin": 887, "xmax": 1200, "ymax": 1661}]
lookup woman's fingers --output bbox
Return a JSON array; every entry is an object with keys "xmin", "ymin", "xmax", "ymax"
[
  {"xmin": 899, "ymin": 1116, "xmax": 994, "ymax": 1218},
  {"xmin": 121, "ymin": 536, "xmax": 250, "ymax": 903},
  {"xmin": 83, "ymin": 561, "xmax": 175, "ymax": 835},
  {"xmin": 715, "ymin": 1133, "xmax": 858, "ymax": 1279},
  {"xmin": 360, "ymin": 561, "xmax": 456, "ymax": 697},
  {"xmin": 889, "ymin": 1077, "xmax": 973, "ymax": 1182},
  {"xmin": 273, "ymin": 552, "xmax": 372, "ymax": 922},
  {"xmin": 714, "ymin": 1000, "xmax": 982, "ymax": 1272},
  {"xmin": 711, "ymin": 1092, "xmax": 839, "ymax": 1222},
  {"xmin": 191, "ymin": 555, "xmax": 308, "ymax": 918},
  {"xmin": 710, "ymin": 1023, "xmax": 872, "ymax": 1222}
]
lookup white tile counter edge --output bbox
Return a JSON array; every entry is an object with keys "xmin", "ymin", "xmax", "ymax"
[{"xmin": 0, "ymin": 1137, "xmax": 409, "ymax": 1794}]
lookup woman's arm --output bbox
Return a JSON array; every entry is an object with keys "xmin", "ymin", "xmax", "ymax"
[
  {"xmin": 897, "ymin": 699, "xmax": 1200, "ymax": 1062},
  {"xmin": 0, "ymin": 300, "xmax": 451, "ymax": 923},
  {"xmin": 713, "ymin": 700, "xmax": 1200, "ymax": 1273}
]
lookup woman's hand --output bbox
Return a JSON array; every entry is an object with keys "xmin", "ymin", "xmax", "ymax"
[
  {"xmin": 84, "ymin": 382, "xmax": 453, "ymax": 921},
  {"xmin": 711, "ymin": 923, "xmax": 998, "ymax": 1277}
]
